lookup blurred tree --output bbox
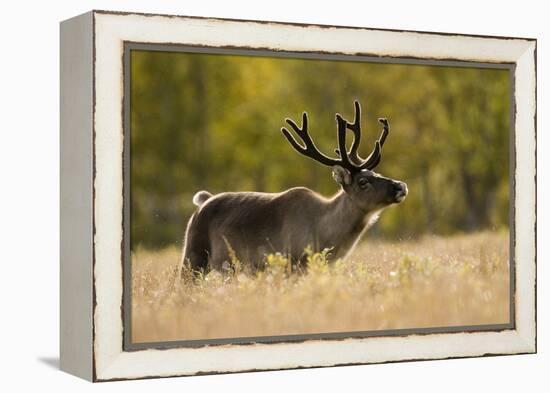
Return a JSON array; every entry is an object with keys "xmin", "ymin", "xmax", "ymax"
[{"xmin": 130, "ymin": 50, "xmax": 510, "ymax": 250}]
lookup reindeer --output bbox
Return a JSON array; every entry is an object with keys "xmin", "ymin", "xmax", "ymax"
[{"xmin": 180, "ymin": 101, "xmax": 407, "ymax": 274}]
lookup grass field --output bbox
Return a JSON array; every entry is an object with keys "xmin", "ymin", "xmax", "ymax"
[{"xmin": 131, "ymin": 230, "xmax": 510, "ymax": 343}]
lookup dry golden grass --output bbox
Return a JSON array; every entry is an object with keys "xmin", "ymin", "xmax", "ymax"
[{"xmin": 131, "ymin": 230, "xmax": 510, "ymax": 343}]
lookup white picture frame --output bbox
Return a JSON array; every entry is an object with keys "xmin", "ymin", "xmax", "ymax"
[{"xmin": 60, "ymin": 10, "xmax": 536, "ymax": 381}]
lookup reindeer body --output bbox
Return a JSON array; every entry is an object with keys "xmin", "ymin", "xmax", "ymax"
[
  {"xmin": 182, "ymin": 187, "xmax": 382, "ymax": 271},
  {"xmin": 181, "ymin": 101, "xmax": 407, "ymax": 274}
]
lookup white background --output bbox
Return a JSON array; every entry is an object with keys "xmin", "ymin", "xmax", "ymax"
[{"xmin": 0, "ymin": 0, "xmax": 546, "ymax": 391}]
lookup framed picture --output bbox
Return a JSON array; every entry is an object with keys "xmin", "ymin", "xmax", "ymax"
[{"xmin": 60, "ymin": 10, "xmax": 537, "ymax": 381}]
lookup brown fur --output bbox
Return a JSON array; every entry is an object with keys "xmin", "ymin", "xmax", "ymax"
[
  {"xmin": 181, "ymin": 169, "xmax": 407, "ymax": 273},
  {"xmin": 181, "ymin": 102, "xmax": 408, "ymax": 274}
]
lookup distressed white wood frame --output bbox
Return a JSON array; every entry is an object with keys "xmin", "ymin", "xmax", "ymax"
[{"xmin": 61, "ymin": 10, "xmax": 536, "ymax": 382}]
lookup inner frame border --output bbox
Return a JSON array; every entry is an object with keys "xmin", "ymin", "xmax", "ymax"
[{"xmin": 122, "ymin": 41, "xmax": 517, "ymax": 352}]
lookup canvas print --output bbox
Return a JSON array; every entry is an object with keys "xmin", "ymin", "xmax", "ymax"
[{"xmin": 127, "ymin": 48, "xmax": 512, "ymax": 345}]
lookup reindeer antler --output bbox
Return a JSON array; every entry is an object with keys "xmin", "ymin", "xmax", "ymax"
[
  {"xmin": 281, "ymin": 112, "xmax": 343, "ymax": 168},
  {"xmin": 281, "ymin": 101, "xmax": 390, "ymax": 172}
]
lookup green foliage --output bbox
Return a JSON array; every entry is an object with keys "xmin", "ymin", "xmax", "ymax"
[
  {"xmin": 130, "ymin": 50, "xmax": 510, "ymax": 249},
  {"xmin": 264, "ymin": 253, "xmax": 291, "ymax": 277},
  {"xmin": 305, "ymin": 247, "xmax": 332, "ymax": 275}
]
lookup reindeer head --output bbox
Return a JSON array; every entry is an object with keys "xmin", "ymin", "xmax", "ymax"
[{"xmin": 281, "ymin": 101, "xmax": 407, "ymax": 212}]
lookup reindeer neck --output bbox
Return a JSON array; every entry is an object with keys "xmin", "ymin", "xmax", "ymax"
[{"xmin": 319, "ymin": 190, "xmax": 377, "ymax": 256}]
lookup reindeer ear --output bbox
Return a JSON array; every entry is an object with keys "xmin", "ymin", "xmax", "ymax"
[{"xmin": 332, "ymin": 165, "xmax": 352, "ymax": 186}]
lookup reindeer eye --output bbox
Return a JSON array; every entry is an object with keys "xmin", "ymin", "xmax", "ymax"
[{"xmin": 358, "ymin": 178, "xmax": 370, "ymax": 189}]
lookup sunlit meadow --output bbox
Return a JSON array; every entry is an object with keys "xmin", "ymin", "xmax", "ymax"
[{"xmin": 131, "ymin": 230, "xmax": 509, "ymax": 343}]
